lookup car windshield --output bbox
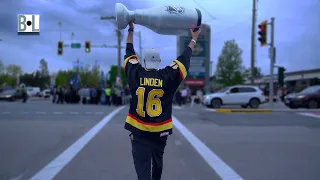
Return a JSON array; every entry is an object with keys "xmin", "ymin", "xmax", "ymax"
[
  {"xmin": 218, "ymin": 87, "xmax": 229, "ymax": 93},
  {"xmin": 300, "ymin": 86, "xmax": 320, "ymax": 94},
  {"xmin": 0, "ymin": 89, "xmax": 16, "ymax": 94}
]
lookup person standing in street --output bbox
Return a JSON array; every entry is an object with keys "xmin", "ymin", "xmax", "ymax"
[
  {"xmin": 123, "ymin": 21, "xmax": 201, "ymax": 180},
  {"xmin": 105, "ymin": 85, "xmax": 111, "ymax": 105}
]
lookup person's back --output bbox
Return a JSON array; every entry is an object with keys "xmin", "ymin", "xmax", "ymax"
[{"xmin": 123, "ymin": 22, "xmax": 200, "ymax": 180}]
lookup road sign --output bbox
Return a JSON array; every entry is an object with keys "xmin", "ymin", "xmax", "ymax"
[
  {"xmin": 178, "ymin": 25, "xmax": 210, "ymax": 79},
  {"xmin": 71, "ymin": 43, "xmax": 81, "ymax": 49}
]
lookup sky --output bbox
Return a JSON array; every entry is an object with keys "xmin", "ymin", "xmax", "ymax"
[{"xmin": 0, "ymin": 0, "xmax": 319, "ymax": 75}]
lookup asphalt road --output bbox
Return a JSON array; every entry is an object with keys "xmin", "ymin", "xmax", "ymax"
[{"xmin": 0, "ymin": 101, "xmax": 320, "ymax": 180}]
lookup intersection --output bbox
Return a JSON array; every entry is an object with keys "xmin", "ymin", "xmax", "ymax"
[{"xmin": 0, "ymin": 102, "xmax": 320, "ymax": 180}]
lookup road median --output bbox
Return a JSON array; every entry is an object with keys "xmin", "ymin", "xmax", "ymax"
[{"xmin": 215, "ymin": 109, "xmax": 273, "ymax": 113}]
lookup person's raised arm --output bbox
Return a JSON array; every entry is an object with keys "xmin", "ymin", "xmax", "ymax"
[
  {"xmin": 127, "ymin": 22, "xmax": 134, "ymax": 44},
  {"xmin": 170, "ymin": 28, "xmax": 201, "ymax": 77}
]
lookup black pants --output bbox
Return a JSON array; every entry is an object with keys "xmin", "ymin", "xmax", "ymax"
[{"xmin": 130, "ymin": 133, "xmax": 167, "ymax": 180}]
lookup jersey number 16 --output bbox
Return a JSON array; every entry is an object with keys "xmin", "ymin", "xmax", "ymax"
[{"xmin": 136, "ymin": 87, "xmax": 164, "ymax": 117}]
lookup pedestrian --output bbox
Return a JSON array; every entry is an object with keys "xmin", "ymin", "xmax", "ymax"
[
  {"xmin": 105, "ymin": 85, "xmax": 111, "ymax": 105},
  {"xmin": 123, "ymin": 22, "xmax": 200, "ymax": 180},
  {"xmin": 56, "ymin": 87, "xmax": 64, "ymax": 104}
]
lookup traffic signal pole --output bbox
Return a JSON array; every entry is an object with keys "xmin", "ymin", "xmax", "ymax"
[
  {"xmin": 250, "ymin": 0, "xmax": 257, "ymax": 85},
  {"xmin": 269, "ymin": 17, "xmax": 276, "ymax": 108}
]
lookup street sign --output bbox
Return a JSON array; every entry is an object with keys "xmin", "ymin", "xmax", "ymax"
[{"xmin": 71, "ymin": 43, "xmax": 81, "ymax": 49}]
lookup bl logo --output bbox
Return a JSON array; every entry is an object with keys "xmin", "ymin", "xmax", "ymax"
[{"xmin": 17, "ymin": 14, "xmax": 40, "ymax": 35}]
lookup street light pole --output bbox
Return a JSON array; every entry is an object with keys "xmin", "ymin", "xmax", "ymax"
[{"xmin": 100, "ymin": 16, "xmax": 122, "ymax": 78}]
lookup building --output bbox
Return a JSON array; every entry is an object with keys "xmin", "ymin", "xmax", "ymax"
[{"xmin": 245, "ymin": 68, "xmax": 320, "ymax": 91}]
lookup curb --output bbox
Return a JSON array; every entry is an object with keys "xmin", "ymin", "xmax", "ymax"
[{"xmin": 215, "ymin": 109, "xmax": 273, "ymax": 113}]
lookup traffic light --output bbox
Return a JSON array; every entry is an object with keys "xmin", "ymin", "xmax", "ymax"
[
  {"xmin": 258, "ymin": 20, "xmax": 268, "ymax": 47},
  {"xmin": 57, "ymin": 41, "xmax": 63, "ymax": 56},
  {"xmin": 278, "ymin": 67, "xmax": 286, "ymax": 87},
  {"xmin": 85, "ymin": 41, "xmax": 91, "ymax": 53}
]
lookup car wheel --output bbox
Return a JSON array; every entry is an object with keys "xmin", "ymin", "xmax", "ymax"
[
  {"xmin": 211, "ymin": 98, "xmax": 222, "ymax": 109},
  {"xmin": 308, "ymin": 100, "xmax": 318, "ymax": 109},
  {"xmin": 249, "ymin": 98, "xmax": 260, "ymax": 109},
  {"xmin": 241, "ymin": 105, "xmax": 248, "ymax": 108}
]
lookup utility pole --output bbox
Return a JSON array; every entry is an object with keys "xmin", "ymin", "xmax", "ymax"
[
  {"xmin": 250, "ymin": 0, "xmax": 257, "ymax": 85},
  {"xmin": 100, "ymin": 16, "xmax": 143, "ymax": 75},
  {"xmin": 58, "ymin": 21, "xmax": 62, "ymax": 41},
  {"xmin": 136, "ymin": 31, "xmax": 143, "ymax": 60},
  {"xmin": 100, "ymin": 16, "xmax": 123, "ymax": 78},
  {"xmin": 269, "ymin": 17, "xmax": 276, "ymax": 109}
]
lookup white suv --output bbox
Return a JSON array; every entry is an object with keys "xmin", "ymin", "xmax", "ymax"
[{"xmin": 202, "ymin": 85, "xmax": 266, "ymax": 109}]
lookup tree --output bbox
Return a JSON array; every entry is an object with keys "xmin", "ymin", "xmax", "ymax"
[
  {"xmin": 215, "ymin": 40, "xmax": 245, "ymax": 86},
  {"xmin": 6, "ymin": 64, "xmax": 23, "ymax": 77},
  {"xmin": 0, "ymin": 59, "xmax": 4, "ymax": 74},
  {"xmin": 39, "ymin": 58, "xmax": 49, "ymax": 76},
  {"xmin": 108, "ymin": 65, "xmax": 126, "ymax": 86},
  {"xmin": 244, "ymin": 66, "xmax": 263, "ymax": 80}
]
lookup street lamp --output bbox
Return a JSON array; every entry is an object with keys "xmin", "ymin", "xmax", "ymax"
[{"xmin": 100, "ymin": 15, "xmax": 123, "ymax": 78}]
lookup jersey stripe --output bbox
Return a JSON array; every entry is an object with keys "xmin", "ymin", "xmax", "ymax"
[
  {"xmin": 125, "ymin": 113, "xmax": 172, "ymax": 132},
  {"xmin": 173, "ymin": 59, "xmax": 187, "ymax": 79},
  {"xmin": 124, "ymin": 55, "xmax": 138, "ymax": 70}
]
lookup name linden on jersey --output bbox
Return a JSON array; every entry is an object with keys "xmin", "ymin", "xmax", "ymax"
[{"xmin": 140, "ymin": 78, "xmax": 163, "ymax": 87}]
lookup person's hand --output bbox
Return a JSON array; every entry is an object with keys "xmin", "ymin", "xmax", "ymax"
[
  {"xmin": 129, "ymin": 21, "xmax": 134, "ymax": 30},
  {"xmin": 190, "ymin": 28, "xmax": 201, "ymax": 41}
]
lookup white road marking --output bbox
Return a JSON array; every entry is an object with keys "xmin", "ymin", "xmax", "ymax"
[
  {"xmin": 70, "ymin": 112, "xmax": 79, "ymax": 114},
  {"xmin": 36, "ymin": 112, "xmax": 46, "ymax": 114},
  {"xmin": 95, "ymin": 112, "xmax": 104, "ymax": 115},
  {"xmin": 53, "ymin": 112, "xmax": 64, "ymax": 115},
  {"xmin": 174, "ymin": 140, "xmax": 182, "ymax": 146},
  {"xmin": 173, "ymin": 116, "xmax": 243, "ymax": 180},
  {"xmin": 2, "ymin": 112, "xmax": 11, "ymax": 114},
  {"xmin": 20, "ymin": 112, "xmax": 29, "ymax": 114},
  {"xmin": 203, "ymin": 108, "xmax": 216, "ymax": 112},
  {"xmin": 298, "ymin": 113, "xmax": 320, "ymax": 119},
  {"xmin": 30, "ymin": 106, "xmax": 125, "ymax": 180},
  {"xmin": 85, "ymin": 112, "xmax": 93, "ymax": 114}
]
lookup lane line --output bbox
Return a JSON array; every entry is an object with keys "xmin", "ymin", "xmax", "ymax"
[
  {"xmin": 95, "ymin": 112, "xmax": 104, "ymax": 115},
  {"xmin": 70, "ymin": 112, "xmax": 79, "ymax": 115},
  {"xmin": 36, "ymin": 112, "xmax": 46, "ymax": 114},
  {"xmin": 20, "ymin": 112, "xmax": 29, "ymax": 114},
  {"xmin": 298, "ymin": 113, "xmax": 320, "ymax": 119},
  {"xmin": 30, "ymin": 106, "xmax": 125, "ymax": 180},
  {"xmin": 53, "ymin": 112, "xmax": 64, "ymax": 115},
  {"xmin": 173, "ymin": 116, "xmax": 244, "ymax": 180},
  {"xmin": 85, "ymin": 112, "xmax": 93, "ymax": 114},
  {"xmin": 2, "ymin": 112, "xmax": 11, "ymax": 114}
]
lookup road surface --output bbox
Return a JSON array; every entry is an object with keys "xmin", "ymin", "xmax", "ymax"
[{"xmin": 0, "ymin": 102, "xmax": 320, "ymax": 180}]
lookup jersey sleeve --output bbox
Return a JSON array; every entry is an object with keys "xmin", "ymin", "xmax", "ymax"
[
  {"xmin": 159, "ymin": 47, "xmax": 192, "ymax": 84},
  {"xmin": 124, "ymin": 43, "xmax": 141, "ymax": 87}
]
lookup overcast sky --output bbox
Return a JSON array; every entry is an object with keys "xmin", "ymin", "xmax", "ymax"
[{"xmin": 0, "ymin": 0, "xmax": 319, "ymax": 75}]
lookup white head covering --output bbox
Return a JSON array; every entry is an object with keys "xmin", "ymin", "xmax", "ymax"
[{"xmin": 143, "ymin": 48, "xmax": 161, "ymax": 69}]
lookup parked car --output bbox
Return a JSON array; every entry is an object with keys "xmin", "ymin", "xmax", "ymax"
[
  {"xmin": 27, "ymin": 87, "xmax": 41, "ymax": 97},
  {"xmin": 284, "ymin": 85, "xmax": 320, "ymax": 109},
  {"xmin": 0, "ymin": 89, "xmax": 23, "ymax": 101},
  {"xmin": 202, "ymin": 85, "xmax": 266, "ymax": 109},
  {"xmin": 40, "ymin": 89, "xmax": 51, "ymax": 98}
]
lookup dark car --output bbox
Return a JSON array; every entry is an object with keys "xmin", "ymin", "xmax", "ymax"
[
  {"xmin": 285, "ymin": 85, "xmax": 320, "ymax": 109},
  {"xmin": 0, "ymin": 89, "xmax": 23, "ymax": 101}
]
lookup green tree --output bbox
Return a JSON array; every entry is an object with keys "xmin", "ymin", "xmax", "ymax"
[
  {"xmin": 55, "ymin": 70, "xmax": 76, "ymax": 87},
  {"xmin": 0, "ymin": 59, "xmax": 4, "ymax": 74},
  {"xmin": 39, "ymin": 58, "xmax": 49, "ymax": 76},
  {"xmin": 6, "ymin": 64, "xmax": 23, "ymax": 77},
  {"xmin": 244, "ymin": 66, "xmax": 263, "ymax": 80},
  {"xmin": 108, "ymin": 65, "xmax": 126, "ymax": 86},
  {"xmin": 215, "ymin": 40, "xmax": 245, "ymax": 86}
]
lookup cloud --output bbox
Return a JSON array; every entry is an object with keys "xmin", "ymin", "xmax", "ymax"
[{"xmin": 0, "ymin": 0, "xmax": 319, "ymax": 75}]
